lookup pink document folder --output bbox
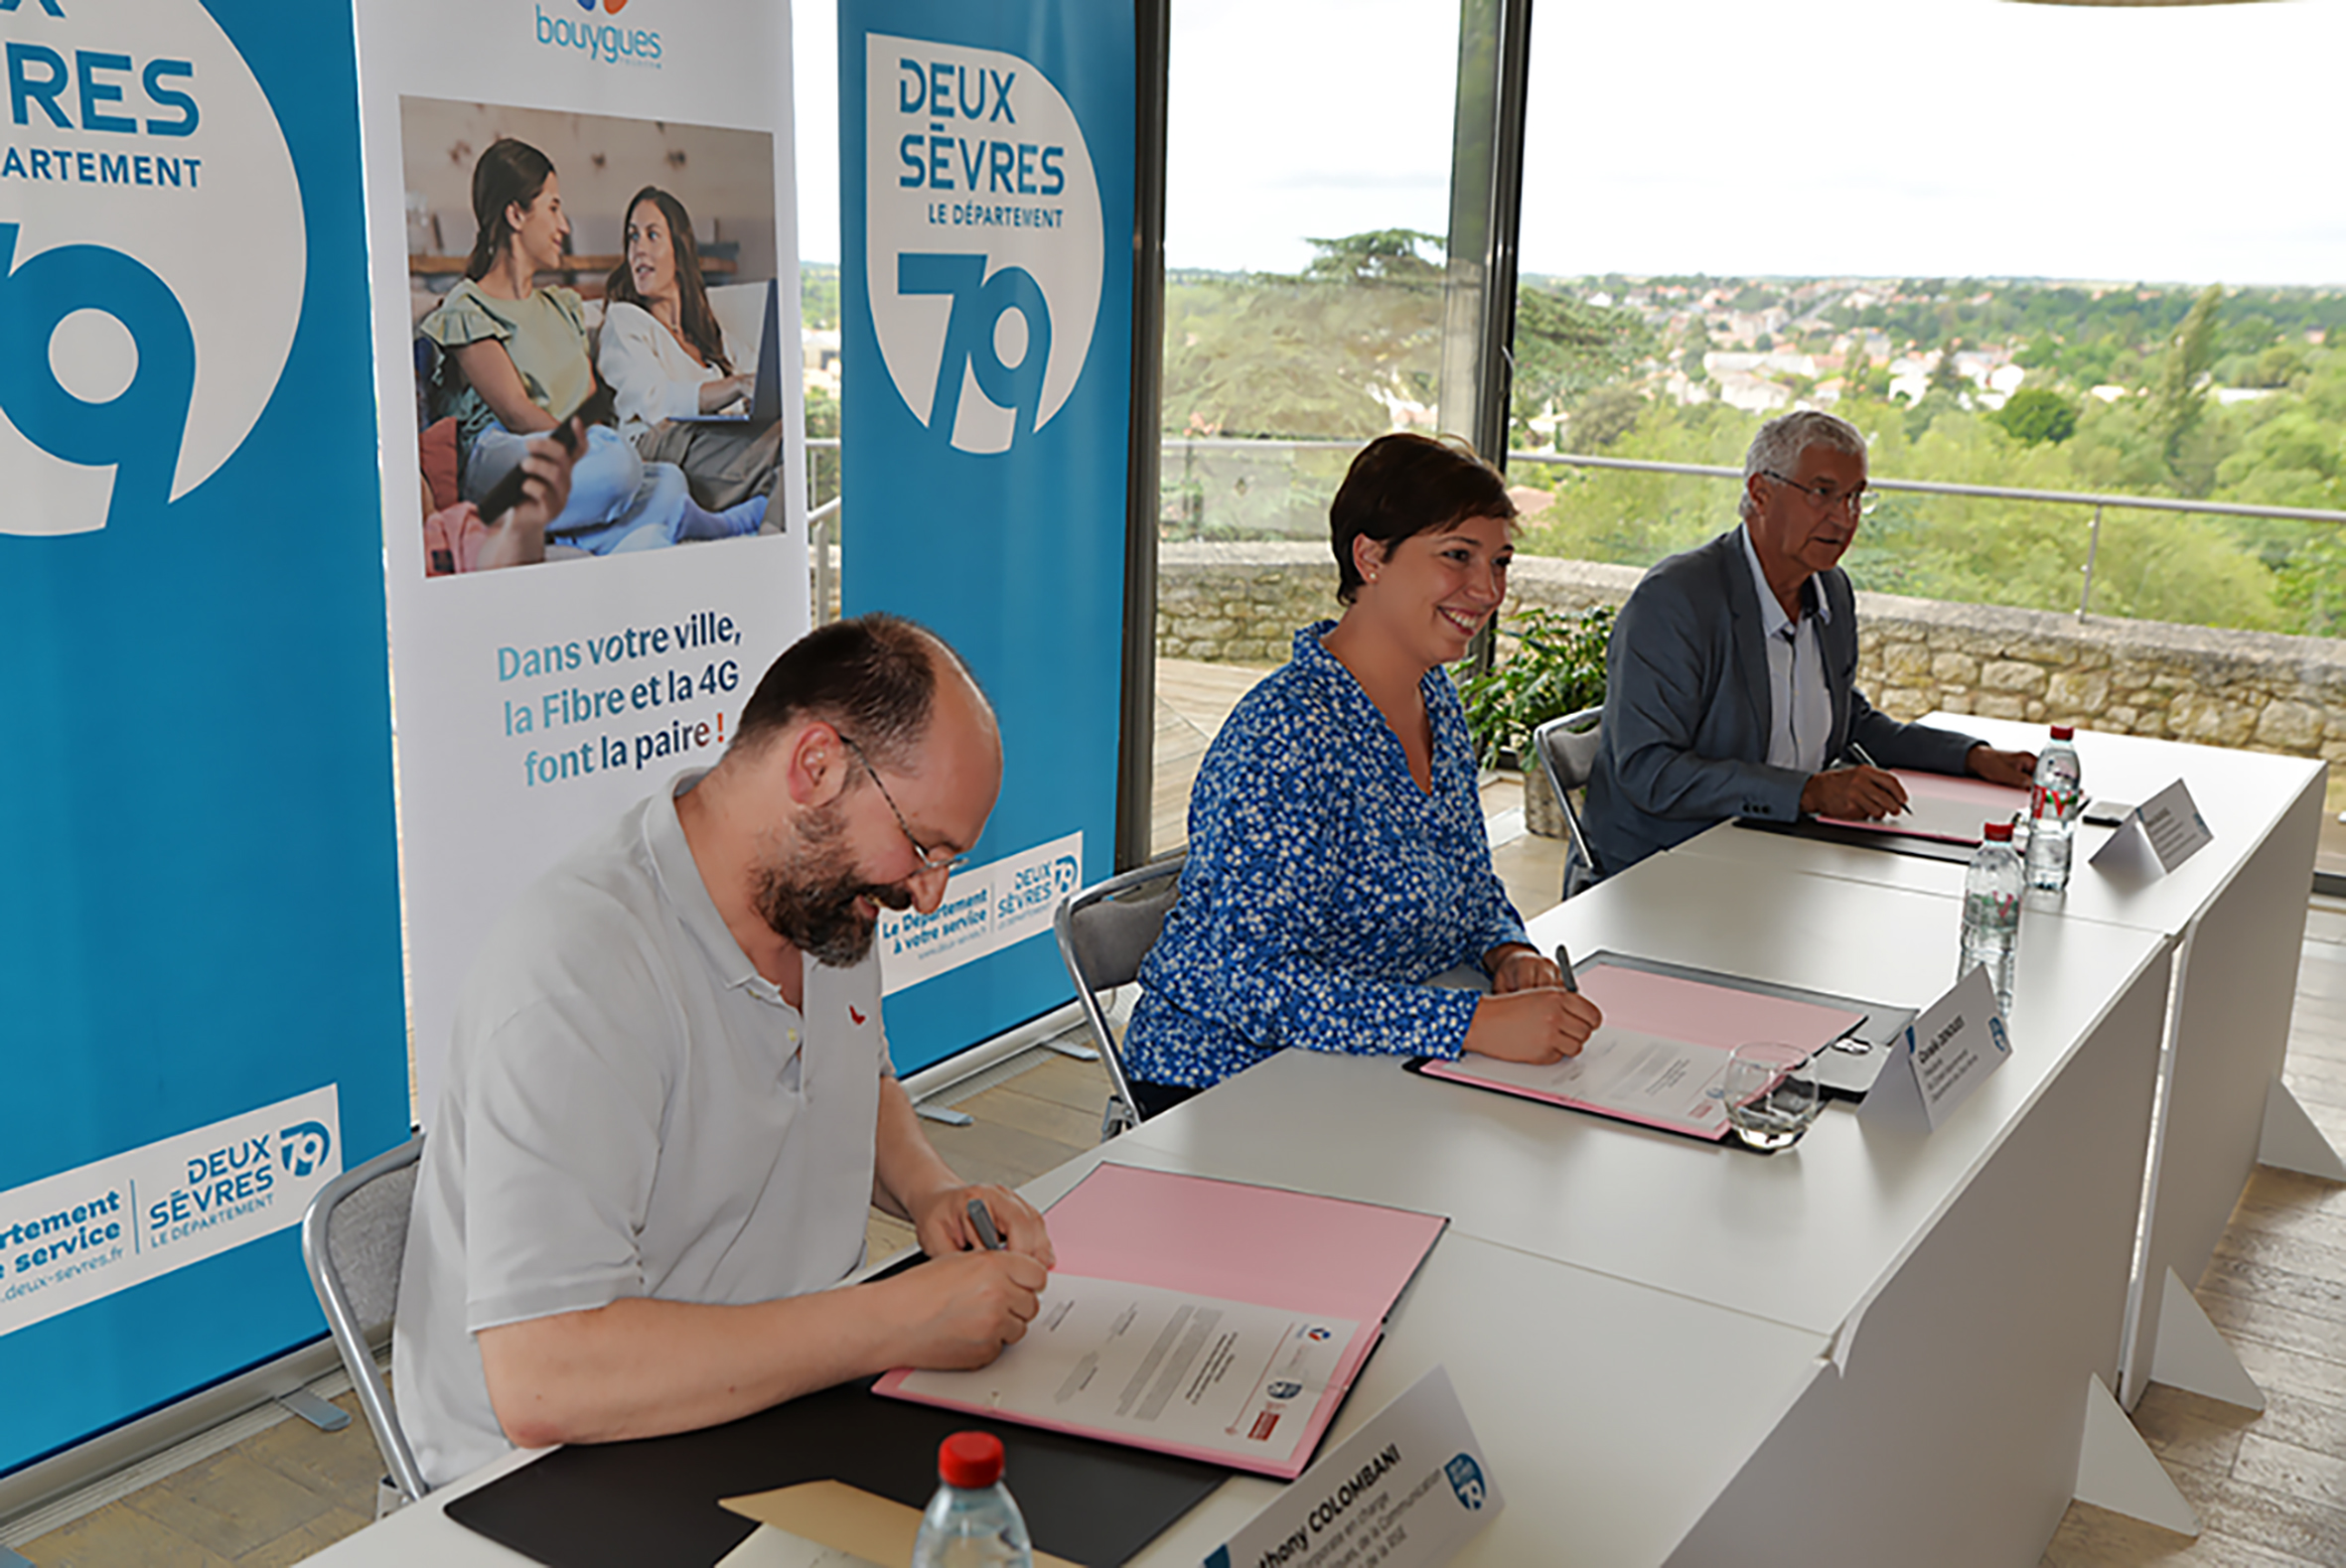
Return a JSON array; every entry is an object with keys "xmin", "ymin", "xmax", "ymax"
[
  {"xmin": 873, "ymin": 1164, "xmax": 1447, "ymax": 1479},
  {"xmin": 1817, "ymin": 769, "xmax": 2029, "ymax": 845},
  {"xmin": 1420, "ymin": 960, "xmax": 1864, "ymax": 1140}
]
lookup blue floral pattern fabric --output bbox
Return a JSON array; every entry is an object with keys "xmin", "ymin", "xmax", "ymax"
[{"xmin": 1123, "ymin": 622, "xmax": 1530, "ymax": 1089}]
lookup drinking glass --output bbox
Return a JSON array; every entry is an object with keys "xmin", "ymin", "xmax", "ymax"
[{"xmin": 1722, "ymin": 1042, "xmax": 1823, "ymax": 1151}]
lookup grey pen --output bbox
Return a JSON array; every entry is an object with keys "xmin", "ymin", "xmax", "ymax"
[
  {"xmin": 1552, "ymin": 944, "xmax": 1579, "ymax": 993},
  {"xmin": 965, "ymin": 1198, "xmax": 1004, "ymax": 1251},
  {"xmin": 1842, "ymin": 738, "xmax": 1910, "ymax": 814}
]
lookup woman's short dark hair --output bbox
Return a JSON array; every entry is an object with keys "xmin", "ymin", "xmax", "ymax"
[
  {"xmin": 1329, "ymin": 433, "xmax": 1516, "ymax": 604},
  {"xmin": 733, "ymin": 614, "xmax": 965, "ymax": 772},
  {"xmin": 604, "ymin": 186, "xmax": 732, "ymax": 374},
  {"xmin": 464, "ymin": 138, "xmax": 555, "ymax": 282}
]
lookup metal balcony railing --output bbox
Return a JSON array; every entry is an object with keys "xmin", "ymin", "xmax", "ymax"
[
  {"xmin": 809, "ymin": 433, "xmax": 2346, "ymax": 625},
  {"xmin": 1152, "ymin": 436, "xmax": 2346, "ymax": 623}
]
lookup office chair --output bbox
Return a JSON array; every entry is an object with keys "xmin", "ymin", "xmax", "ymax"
[
  {"xmin": 1054, "ymin": 854, "xmax": 1186, "ymax": 1138},
  {"xmin": 300, "ymin": 1135, "xmax": 430, "ymax": 1515},
  {"xmin": 1532, "ymin": 706, "xmax": 1605, "ymax": 901}
]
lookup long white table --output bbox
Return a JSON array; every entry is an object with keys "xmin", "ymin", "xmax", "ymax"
[
  {"xmin": 302, "ymin": 1228, "xmax": 1833, "ymax": 1568},
  {"xmin": 1100, "ymin": 855, "xmax": 2170, "ymax": 1566},
  {"xmin": 303, "ymin": 775, "xmax": 2209, "ymax": 1568},
  {"xmin": 1673, "ymin": 718, "xmax": 2330, "ymax": 1406}
]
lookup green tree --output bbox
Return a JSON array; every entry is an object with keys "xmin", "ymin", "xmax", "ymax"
[
  {"xmin": 800, "ymin": 264, "xmax": 839, "ymax": 332},
  {"xmin": 1302, "ymin": 227, "xmax": 1442, "ymax": 283},
  {"xmin": 1928, "ymin": 341, "xmax": 1968, "ymax": 398},
  {"xmin": 1996, "ymin": 387, "xmax": 2078, "ymax": 445},
  {"xmin": 1508, "ymin": 285, "xmax": 1648, "ymax": 447},
  {"xmin": 1565, "ymin": 384, "xmax": 1646, "ymax": 449},
  {"xmin": 2148, "ymin": 284, "xmax": 2223, "ymax": 489}
]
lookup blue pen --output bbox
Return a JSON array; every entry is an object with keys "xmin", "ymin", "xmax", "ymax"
[{"xmin": 965, "ymin": 1198, "xmax": 1004, "ymax": 1251}]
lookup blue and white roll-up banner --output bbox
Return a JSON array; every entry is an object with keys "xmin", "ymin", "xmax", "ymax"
[
  {"xmin": 0, "ymin": 0, "xmax": 407, "ymax": 1475},
  {"xmin": 355, "ymin": 0, "xmax": 809, "ymax": 1124},
  {"xmin": 841, "ymin": 0, "xmax": 1134, "ymax": 1071}
]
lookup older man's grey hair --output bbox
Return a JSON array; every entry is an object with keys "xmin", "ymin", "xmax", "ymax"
[{"xmin": 1738, "ymin": 410, "xmax": 1868, "ymax": 521}]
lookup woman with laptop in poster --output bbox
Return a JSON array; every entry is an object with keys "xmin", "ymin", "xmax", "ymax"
[
  {"xmin": 1120, "ymin": 434, "xmax": 1602, "ymax": 1117},
  {"xmin": 597, "ymin": 185, "xmax": 784, "ymax": 513},
  {"xmin": 419, "ymin": 139, "xmax": 768, "ymax": 556}
]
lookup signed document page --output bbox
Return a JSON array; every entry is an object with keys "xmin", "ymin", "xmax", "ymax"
[
  {"xmin": 1426, "ymin": 1024, "xmax": 1737, "ymax": 1138},
  {"xmin": 1817, "ymin": 769, "xmax": 2028, "ymax": 845},
  {"xmin": 889, "ymin": 1277, "xmax": 1360, "ymax": 1473},
  {"xmin": 874, "ymin": 1166, "xmax": 1443, "ymax": 1479},
  {"xmin": 1421, "ymin": 962, "xmax": 1863, "ymax": 1139}
]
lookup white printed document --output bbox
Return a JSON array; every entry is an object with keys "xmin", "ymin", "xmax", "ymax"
[
  {"xmin": 890, "ymin": 1277, "xmax": 1358, "ymax": 1470},
  {"xmin": 1430, "ymin": 1026, "xmax": 1732, "ymax": 1138},
  {"xmin": 1419, "ymin": 961, "xmax": 1864, "ymax": 1140}
]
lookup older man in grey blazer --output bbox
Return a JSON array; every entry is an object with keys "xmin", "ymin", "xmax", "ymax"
[{"xmin": 1580, "ymin": 409, "xmax": 2036, "ymax": 880}]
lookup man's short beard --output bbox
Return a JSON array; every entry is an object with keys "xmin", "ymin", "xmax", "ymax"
[{"xmin": 751, "ymin": 802, "xmax": 913, "ymax": 966}]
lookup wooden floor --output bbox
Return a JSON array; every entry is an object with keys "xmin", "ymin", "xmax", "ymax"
[{"xmin": 9, "ymin": 756, "xmax": 2346, "ymax": 1565}]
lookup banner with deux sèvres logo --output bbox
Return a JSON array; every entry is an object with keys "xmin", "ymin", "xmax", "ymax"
[
  {"xmin": 0, "ymin": 0, "xmax": 407, "ymax": 1477},
  {"xmin": 842, "ymin": 0, "xmax": 1135, "ymax": 1069}
]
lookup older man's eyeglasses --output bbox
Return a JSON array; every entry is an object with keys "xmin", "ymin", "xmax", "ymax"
[
  {"xmin": 1762, "ymin": 470, "xmax": 1878, "ymax": 517},
  {"xmin": 838, "ymin": 734, "xmax": 967, "ymax": 879}
]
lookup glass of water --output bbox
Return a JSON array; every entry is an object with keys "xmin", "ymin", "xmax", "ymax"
[{"xmin": 1722, "ymin": 1043, "xmax": 1823, "ymax": 1151}]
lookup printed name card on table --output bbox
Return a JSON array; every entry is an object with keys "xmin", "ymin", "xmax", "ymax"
[
  {"xmin": 1860, "ymin": 965, "xmax": 2011, "ymax": 1133},
  {"xmin": 1206, "ymin": 1365, "xmax": 1501, "ymax": 1568},
  {"xmin": 2089, "ymin": 779, "xmax": 2214, "ymax": 879}
]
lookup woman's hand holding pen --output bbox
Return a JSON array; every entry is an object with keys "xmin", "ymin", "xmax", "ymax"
[
  {"xmin": 1464, "ymin": 988, "xmax": 1602, "ymax": 1065},
  {"xmin": 1487, "ymin": 945, "xmax": 1562, "ymax": 994}
]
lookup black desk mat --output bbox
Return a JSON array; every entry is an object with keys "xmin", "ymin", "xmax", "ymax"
[
  {"xmin": 1734, "ymin": 814, "xmax": 1979, "ymax": 866},
  {"xmin": 444, "ymin": 1374, "xmax": 1225, "ymax": 1568}
]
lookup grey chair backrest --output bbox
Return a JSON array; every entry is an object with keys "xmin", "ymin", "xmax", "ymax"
[
  {"xmin": 1054, "ymin": 854, "xmax": 1186, "ymax": 1138},
  {"xmin": 1533, "ymin": 706, "xmax": 1605, "ymax": 900},
  {"xmin": 301, "ymin": 1135, "xmax": 430, "ymax": 1509}
]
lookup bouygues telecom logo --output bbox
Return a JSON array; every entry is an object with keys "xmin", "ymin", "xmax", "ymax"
[
  {"xmin": 865, "ymin": 35, "xmax": 1101, "ymax": 455},
  {"xmin": 0, "ymin": 0, "xmax": 302, "ymax": 538},
  {"xmin": 532, "ymin": 0, "xmax": 662, "ymax": 69}
]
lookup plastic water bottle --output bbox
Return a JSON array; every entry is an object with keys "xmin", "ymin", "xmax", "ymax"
[
  {"xmin": 1962, "ymin": 820, "xmax": 2023, "ymax": 1015},
  {"xmin": 911, "ymin": 1432, "xmax": 1033, "ymax": 1568},
  {"xmin": 2026, "ymin": 725, "xmax": 2084, "ymax": 893}
]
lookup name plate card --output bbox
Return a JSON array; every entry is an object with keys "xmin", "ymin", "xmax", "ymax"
[
  {"xmin": 1861, "ymin": 965, "xmax": 2011, "ymax": 1132},
  {"xmin": 2089, "ymin": 778, "xmax": 2213, "ymax": 878},
  {"xmin": 1207, "ymin": 1366, "xmax": 1501, "ymax": 1568}
]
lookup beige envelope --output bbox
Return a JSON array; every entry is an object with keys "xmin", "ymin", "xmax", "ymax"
[{"xmin": 721, "ymin": 1480, "xmax": 1085, "ymax": 1568}]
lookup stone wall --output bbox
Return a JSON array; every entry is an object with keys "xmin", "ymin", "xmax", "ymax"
[{"xmin": 1156, "ymin": 542, "xmax": 2346, "ymax": 770}]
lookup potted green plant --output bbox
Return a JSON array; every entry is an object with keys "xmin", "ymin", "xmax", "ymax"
[{"xmin": 1455, "ymin": 604, "xmax": 1613, "ymax": 838}]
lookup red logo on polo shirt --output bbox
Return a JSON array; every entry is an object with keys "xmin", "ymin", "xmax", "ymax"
[{"xmin": 848, "ymin": 1005, "xmax": 867, "ymax": 1025}]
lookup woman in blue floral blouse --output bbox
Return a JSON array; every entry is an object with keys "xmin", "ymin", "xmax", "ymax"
[{"xmin": 1122, "ymin": 434, "xmax": 1604, "ymax": 1117}]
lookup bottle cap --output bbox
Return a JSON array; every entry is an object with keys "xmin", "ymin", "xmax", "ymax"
[
  {"xmin": 1983, "ymin": 821, "xmax": 2014, "ymax": 841},
  {"xmin": 939, "ymin": 1431, "xmax": 1005, "ymax": 1489},
  {"xmin": 2050, "ymin": 725, "xmax": 2075, "ymax": 741}
]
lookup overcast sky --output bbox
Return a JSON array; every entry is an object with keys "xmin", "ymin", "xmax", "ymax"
[{"xmin": 795, "ymin": 0, "xmax": 2346, "ymax": 287}]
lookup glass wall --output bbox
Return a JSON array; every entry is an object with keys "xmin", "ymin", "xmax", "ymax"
[
  {"xmin": 1511, "ymin": 0, "xmax": 2346, "ymax": 873},
  {"xmin": 1149, "ymin": 0, "xmax": 1468, "ymax": 855},
  {"xmin": 1509, "ymin": 0, "xmax": 2346, "ymax": 635}
]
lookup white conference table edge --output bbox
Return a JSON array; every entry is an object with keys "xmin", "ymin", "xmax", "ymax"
[{"xmin": 299, "ymin": 1156, "xmax": 1833, "ymax": 1568}]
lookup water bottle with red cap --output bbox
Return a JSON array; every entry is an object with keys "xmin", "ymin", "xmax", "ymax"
[
  {"xmin": 1962, "ymin": 819, "xmax": 2023, "ymax": 1015},
  {"xmin": 911, "ymin": 1432, "xmax": 1033, "ymax": 1568},
  {"xmin": 2025, "ymin": 725, "xmax": 2084, "ymax": 894}
]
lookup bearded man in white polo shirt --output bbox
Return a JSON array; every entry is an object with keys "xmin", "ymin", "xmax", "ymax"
[{"xmin": 395, "ymin": 614, "xmax": 1054, "ymax": 1488}]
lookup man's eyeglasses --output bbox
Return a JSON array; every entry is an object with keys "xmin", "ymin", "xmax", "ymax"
[
  {"xmin": 838, "ymin": 734, "xmax": 967, "ymax": 879},
  {"xmin": 1762, "ymin": 470, "xmax": 1878, "ymax": 517}
]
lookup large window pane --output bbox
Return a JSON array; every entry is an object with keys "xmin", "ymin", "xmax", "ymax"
[
  {"xmin": 1154, "ymin": 0, "xmax": 1464, "ymax": 856},
  {"xmin": 1515, "ymin": 0, "xmax": 2346, "ymax": 875}
]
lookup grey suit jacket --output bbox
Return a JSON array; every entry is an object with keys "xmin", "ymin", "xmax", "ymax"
[{"xmin": 1580, "ymin": 527, "xmax": 1980, "ymax": 877}]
